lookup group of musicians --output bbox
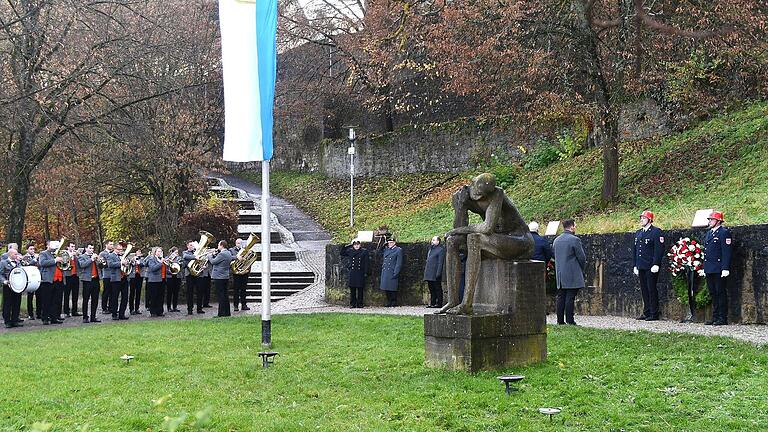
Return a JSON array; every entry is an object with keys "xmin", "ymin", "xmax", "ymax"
[{"xmin": 1, "ymin": 236, "xmax": 252, "ymax": 328}]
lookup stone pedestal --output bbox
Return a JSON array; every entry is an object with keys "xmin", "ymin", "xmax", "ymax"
[{"xmin": 424, "ymin": 259, "xmax": 546, "ymax": 372}]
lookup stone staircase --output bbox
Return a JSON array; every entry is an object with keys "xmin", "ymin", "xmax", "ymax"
[{"xmin": 206, "ymin": 176, "xmax": 317, "ymax": 304}]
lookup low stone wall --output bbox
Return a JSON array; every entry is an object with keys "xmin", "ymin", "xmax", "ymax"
[{"xmin": 325, "ymin": 223, "xmax": 768, "ymax": 323}]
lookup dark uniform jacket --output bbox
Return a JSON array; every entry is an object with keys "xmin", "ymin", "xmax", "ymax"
[
  {"xmin": 553, "ymin": 231, "xmax": 586, "ymax": 289},
  {"xmin": 341, "ymin": 246, "xmax": 369, "ymax": 288},
  {"xmin": 530, "ymin": 232, "xmax": 553, "ymax": 263},
  {"xmin": 0, "ymin": 257, "xmax": 18, "ymax": 286},
  {"xmin": 423, "ymin": 244, "xmax": 445, "ymax": 282},
  {"xmin": 38, "ymin": 250, "xmax": 57, "ymax": 283},
  {"xmin": 704, "ymin": 226, "xmax": 733, "ymax": 274},
  {"xmin": 633, "ymin": 225, "xmax": 665, "ymax": 270},
  {"xmin": 379, "ymin": 245, "xmax": 403, "ymax": 292}
]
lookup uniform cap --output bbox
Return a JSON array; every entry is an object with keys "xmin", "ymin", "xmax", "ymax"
[
  {"xmin": 707, "ymin": 211, "xmax": 724, "ymax": 222},
  {"xmin": 640, "ymin": 210, "xmax": 654, "ymax": 221},
  {"xmin": 528, "ymin": 221, "xmax": 540, "ymax": 233}
]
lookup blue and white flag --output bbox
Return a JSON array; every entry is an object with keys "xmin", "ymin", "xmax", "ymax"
[{"xmin": 219, "ymin": 0, "xmax": 278, "ymax": 162}]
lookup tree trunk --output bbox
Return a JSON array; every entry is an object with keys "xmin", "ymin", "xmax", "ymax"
[
  {"xmin": 5, "ymin": 174, "xmax": 31, "ymax": 245},
  {"xmin": 573, "ymin": 0, "xmax": 620, "ymax": 204}
]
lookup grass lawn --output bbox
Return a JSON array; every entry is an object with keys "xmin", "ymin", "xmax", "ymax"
[{"xmin": 0, "ymin": 314, "xmax": 766, "ymax": 431}]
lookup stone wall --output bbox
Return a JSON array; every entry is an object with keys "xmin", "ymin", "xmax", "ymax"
[
  {"xmin": 325, "ymin": 223, "xmax": 768, "ymax": 323},
  {"xmin": 227, "ymin": 100, "xmax": 672, "ymax": 178}
]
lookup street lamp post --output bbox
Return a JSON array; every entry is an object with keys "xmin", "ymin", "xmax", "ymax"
[{"xmin": 348, "ymin": 127, "xmax": 356, "ymax": 227}]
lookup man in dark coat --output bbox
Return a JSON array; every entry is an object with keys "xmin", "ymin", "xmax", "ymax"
[
  {"xmin": 341, "ymin": 240, "xmax": 369, "ymax": 308},
  {"xmin": 529, "ymin": 222, "xmax": 553, "ymax": 263},
  {"xmin": 379, "ymin": 237, "xmax": 403, "ymax": 307},
  {"xmin": 632, "ymin": 210, "xmax": 665, "ymax": 321},
  {"xmin": 423, "ymin": 236, "xmax": 445, "ymax": 308},
  {"xmin": 552, "ymin": 219, "xmax": 586, "ymax": 325},
  {"xmin": 703, "ymin": 210, "xmax": 732, "ymax": 326}
]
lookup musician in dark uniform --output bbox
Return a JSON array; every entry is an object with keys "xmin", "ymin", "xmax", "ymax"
[
  {"xmin": 77, "ymin": 244, "xmax": 101, "ymax": 323},
  {"xmin": 1, "ymin": 248, "xmax": 23, "ymax": 328},
  {"xmin": 703, "ymin": 211, "xmax": 733, "ymax": 326},
  {"xmin": 182, "ymin": 240, "xmax": 201, "ymax": 315},
  {"xmin": 341, "ymin": 239, "xmax": 369, "ymax": 308},
  {"xmin": 38, "ymin": 240, "xmax": 64, "ymax": 325},
  {"xmin": 209, "ymin": 240, "xmax": 234, "ymax": 317},
  {"xmin": 22, "ymin": 245, "xmax": 40, "ymax": 320},
  {"xmin": 198, "ymin": 253, "xmax": 212, "ymax": 309},
  {"xmin": 128, "ymin": 249, "xmax": 144, "ymax": 315},
  {"xmin": 379, "ymin": 237, "xmax": 403, "ymax": 307},
  {"xmin": 632, "ymin": 210, "xmax": 665, "ymax": 321},
  {"xmin": 146, "ymin": 247, "xmax": 166, "ymax": 317},
  {"xmin": 107, "ymin": 242, "xmax": 129, "ymax": 320},
  {"xmin": 165, "ymin": 247, "xmax": 182, "ymax": 312},
  {"xmin": 99, "ymin": 240, "xmax": 114, "ymax": 314},
  {"xmin": 230, "ymin": 238, "xmax": 250, "ymax": 311},
  {"xmin": 63, "ymin": 242, "xmax": 81, "ymax": 317}
]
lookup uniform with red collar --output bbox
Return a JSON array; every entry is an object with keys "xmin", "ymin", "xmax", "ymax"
[{"xmin": 703, "ymin": 211, "xmax": 733, "ymax": 326}]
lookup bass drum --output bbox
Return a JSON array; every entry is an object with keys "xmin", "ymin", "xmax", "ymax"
[{"xmin": 8, "ymin": 266, "xmax": 42, "ymax": 294}]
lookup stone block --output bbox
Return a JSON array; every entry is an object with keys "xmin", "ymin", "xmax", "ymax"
[{"xmin": 424, "ymin": 259, "xmax": 547, "ymax": 372}]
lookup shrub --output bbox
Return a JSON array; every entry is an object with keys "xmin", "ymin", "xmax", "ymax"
[
  {"xmin": 523, "ymin": 139, "xmax": 561, "ymax": 170},
  {"xmin": 178, "ymin": 196, "xmax": 238, "ymax": 245}
]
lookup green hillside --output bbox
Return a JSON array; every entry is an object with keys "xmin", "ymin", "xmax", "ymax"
[{"xmin": 239, "ymin": 102, "xmax": 768, "ymax": 242}]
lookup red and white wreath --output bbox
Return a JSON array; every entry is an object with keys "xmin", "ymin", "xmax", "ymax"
[{"xmin": 667, "ymin": 237, "xmax": 705, "ymax": 277}]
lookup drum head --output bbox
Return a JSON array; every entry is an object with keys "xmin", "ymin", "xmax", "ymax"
[
  {"xmin": 8, "ymin": 267, "xmax": 27, "ymax": 294},
  {"xmin": 9, "ymin": 266, "xmax": 41, "ymax": 294}
]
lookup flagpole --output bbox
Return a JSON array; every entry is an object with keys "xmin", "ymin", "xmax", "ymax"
[{"xmin": 261, "ymin": 159, "xmax": 272, "ymax": 347}]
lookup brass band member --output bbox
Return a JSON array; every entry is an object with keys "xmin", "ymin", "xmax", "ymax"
[
  {"xmin": 77, "ymin": 244, "xmax": 102, "ymax": 323},
  {"xmin": 107, "ymin": 242, "xmax": 129, "ymax": 320},
  {"xmin": 99, "ymin": 240, "xmax": 114, "ymax": 314},
  {"xmin": 209, "ymin": 240, "xmax": 233, "ymax": 317},
  {"xmin": 182, "ymin": 240, "xmax": 202, "ymax": 315},
  {"xmin": 38, "ymin": 240, "xmax": 64, "ymax": 325},
  {"xmin": 128, "ymin": 249, "xmax": 144, "ymax": 315},
  {"xmin": 64, "ymin": 242, "xmax": 81, "ymax": 317},
  {"xmin": 165, "ymin": 247, "xmax": 181, "ymax": 312},
  {"xmin": 23, "ymin": 245, "xmax": 40, "ymax": 320},
  {"xmin": 146, "ymin": 247, "xmax": 166, "ymax": 317},
  {"xmin": 230, "ymin": 238, "xmax": 250, "ymax": 311},
  {"xmin": 198, "ymin": 249, "xmax": 212, "ymax": 309},
  {"xmin": 1, "ymin": 248, "xmax": 23, "ymax": 328}
]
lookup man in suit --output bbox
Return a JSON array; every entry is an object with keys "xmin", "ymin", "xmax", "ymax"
[
  {"xmin": 77, "ymin": 244, "xmax": 101, "ymax": 323},
  {"xmin": 1, "ymin": 248, "xmax": 23, "ymax": 328},
  {"xmin": 632, "ymin": 210, "xmax": 665, "ymax": 321},
  {"xmin": 209, "ymin": 240, "xmax": 234, "ymax": 317},
  {"xmin": 99, "ymin": 240, "xmax": 114, "ymax": 314},
  {"xmin": 182, "ymin": 240, "xmax": 201, "ymax": 315},
  {"xmin": 703, "ymin": 211, "xmax": 733, "ymax": 326},
  {"xmin": 63, "ymin": 242, "xmax": 81, "ymax": 317},
  {"xmin": 553, "ymin": 219, "xmax": 586, "ymax": 325},
  {"xmin": 342, "ymin": 239, "xmax": 370, "ymax": 308},
  {"xmin": 422, "ymin": 237, "xmax": 443, "ymax": 308},
  {"xmin": 107, "ymin": 242, "xmax": 129, "ymax": 320},
  {"xmin": 38, "ymin": 240, "xmax": 64, "ymax": 325}
]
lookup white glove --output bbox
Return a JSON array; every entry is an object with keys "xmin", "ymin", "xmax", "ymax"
[
  {"xmin": 650, "ymin": 265, "xmax": 659, "ymax": 274},
  {"xmin": 697, "ymin": 269, "xmax": 705, "ymax": 277},
  {"xmin": 633, "ymin": 267, "xmax": 639, "ymax": 276},
  {"xmin": 721, "ymin": 270, "xmax": 730, "ymax": 278}
]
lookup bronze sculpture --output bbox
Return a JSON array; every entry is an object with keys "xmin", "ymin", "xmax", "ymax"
[{"xmin": 438, "ymin": 173, "xmax": 534, "ymax": 315}]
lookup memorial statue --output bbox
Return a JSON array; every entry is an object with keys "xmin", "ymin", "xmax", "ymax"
[{"xmin": 438, "ymin": 173, "xmax": 534, "ymax": 315}]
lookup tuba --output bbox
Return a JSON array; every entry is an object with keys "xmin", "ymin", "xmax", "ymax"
[
  {"xmin": 187, "ymin": 230, "xmax": 214, "ymax": 277},
  {"xmin": 54, "ymin": 237, "xmax": 72, "ymax": 271},
  {"xmin": 230, "ymin": 232, "xmax": 261, "ymax": 275},
  {"xmin": 120, "ymin": 243, "xmax": 134, "ymax": 274}
]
